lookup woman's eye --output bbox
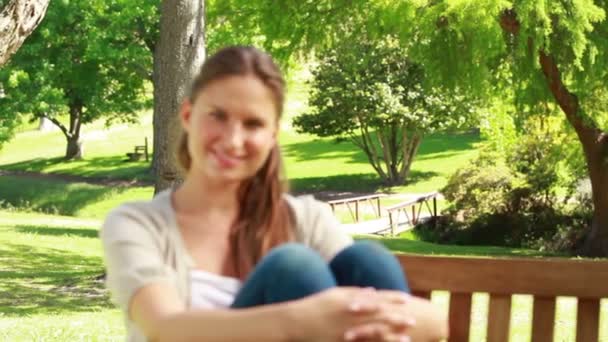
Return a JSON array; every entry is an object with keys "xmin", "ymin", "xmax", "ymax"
[
  {"xmin": 210, "ymin": 110, "xmax": 226, "ymax": 121},
  {"xmin": 245, "ymin": 120, "xmax": 264, "ymax": 129}
]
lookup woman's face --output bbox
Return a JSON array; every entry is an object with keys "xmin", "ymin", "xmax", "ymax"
[{"xmin": 180, "ymin": 75, "xmax": 279, "ymax": 184}]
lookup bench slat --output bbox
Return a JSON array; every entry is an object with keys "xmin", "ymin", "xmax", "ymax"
[
  {"xmin": 449, "ymin": 292, "xmax": 472, "ymax": 342},
  {"xmin": 487, "ymin": 294, "xmax": 511, "ymax": 342},
  {"xmin": 576, "ymin": 298, "xmax": 600, "ymax": 342},
  {"xmin": 397, "ymin": 254, "xmax": 608, "ymax": 298},
  {"xmin": 412, "ymin": 290, "xmax": 431, "ymax": 299},
  {"xmin": 532, "ymin": 296, "xmax": 555, "ymax": 342}
]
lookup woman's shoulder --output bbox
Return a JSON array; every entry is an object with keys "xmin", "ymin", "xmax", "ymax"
[
  {"xmin": 101, "ymin": 189, "xmax": 174, "ymax": 241},
  {"xmin": 284, "ymin": 193, "xmax": 332, "ymax": 221},
  {"xmin": 284, "ymin": 193, "xmax": 353, "ymax": 259}
]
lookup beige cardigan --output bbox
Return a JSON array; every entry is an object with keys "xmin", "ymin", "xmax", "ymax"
[{"xmin": 100, "ymin": 189, "xmax": 353, "ymax": 341}]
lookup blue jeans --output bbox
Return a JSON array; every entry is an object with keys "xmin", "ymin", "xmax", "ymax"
[{"xmin": 231, "ymin": 241, "xmax": 409, "ymax": 308}]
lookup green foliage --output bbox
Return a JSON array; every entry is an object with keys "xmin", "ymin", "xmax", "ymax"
[
  {"xmin": 443, "ymin": 152, "xmax": 517, "ymax": 220},
  {"xmin": 0, "ymin": 0, "xmax": 155, "ymax": 149},
  {"xmin": 436, "ymin": 117, "xmax": 590, "ymax": 251},
  {"xmin": 206, "ymin": 0, "xmax": 374, "ymax": 66},
  {"xmin": 294, "ymin": 33, "xmax": 475, "ymax": 185}
]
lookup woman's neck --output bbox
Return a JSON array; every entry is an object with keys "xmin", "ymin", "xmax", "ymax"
[{"xmin": 173, "ymin": 173, "xmax": 241, "ymax": 215}]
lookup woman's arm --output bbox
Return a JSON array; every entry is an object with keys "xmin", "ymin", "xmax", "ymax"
[
  {"xmin": 130, "ymin": 283, "xmax": 299, "ymax": 342},
  {"xmin": 132, "ymin": 282, "xmax": 445, "ymax": 342}
]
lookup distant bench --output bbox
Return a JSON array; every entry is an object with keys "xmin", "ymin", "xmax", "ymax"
[
  {"xmin": 126, "ymin": 137, "xmax": 149, "ymax": 162},
  {"xmin": 327, "ymin": 194, "xmax": 386, "ymax": 222},
  {"xmin": 385, "ymin": 191, "xmax": 439, "ymax": 235},
  {"xmin": 327, "ymin": 192, "xmax": 440, "ymax": 236}
]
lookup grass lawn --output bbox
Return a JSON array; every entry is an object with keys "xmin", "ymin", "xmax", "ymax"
[
  {"xmin": 1, "ymin": 210, "xmax": 606, "ymax": 341},
  {"xmin": 0, "ymin": 109, "xmax": 481, "ymax": 194},
  {"xmin": 0, "ymin": 176, "xmax": 152, "ymax": 219},
  {"xmin": 0, "ymin": 211, "xmax": 124, "ymax": 341}
]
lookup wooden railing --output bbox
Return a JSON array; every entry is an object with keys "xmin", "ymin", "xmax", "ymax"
[
  {"xmin": 386, "ymin": 191, "xmax": 439, "ymax": 235},
  {"xmin": 327, "ymin": 194, "xmax": 386, "ymax": 223},
  {"xmin": 397, "ymin": 254, "xmax": 608, "ymax": 341}
]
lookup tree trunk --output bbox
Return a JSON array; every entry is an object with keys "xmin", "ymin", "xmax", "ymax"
[
  {"xmin": 582, "ymin": 147, "xmax": 608, "ymax": 256},
  {"xmin": 64, "ymin": 101, "xmax": 83, "ymax": 160},
  {"xmin": 152, "ymin": 0, "xmax": 205, "ymax": 194},
  {"xmin": 0, "ymin": 0, "xmax": 50, "ymax": 66},
  {"xmin": 65, "ymin": 135, "xmax": 83, "ymax": 160},
  {"xmin": 399, "ymin": 132, "xmax": 422, "ymax": 182},
  {"xmin": 537, "ymin": 51, "xmax": 608, "ymax": 257}
]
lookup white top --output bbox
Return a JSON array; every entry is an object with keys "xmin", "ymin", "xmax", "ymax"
[{"xmin": 190, "ymin": 270, "xmax": 242, "ymax": 309}]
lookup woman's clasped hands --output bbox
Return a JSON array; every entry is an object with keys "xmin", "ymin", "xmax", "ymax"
[{"xmin": 293, "ymin": 287, "xmax": 417, "ymax": 342}]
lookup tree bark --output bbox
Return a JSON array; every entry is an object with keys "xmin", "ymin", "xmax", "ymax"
[
  {"xmin": 152, "ymin": 0, "xmax": 205, "ymax": 194},
  {"xmin": 42, "ymin": 101, "xmax": 84, "ymax": 160},
  {"xmin": 399, "ymin": 132, "xmax": 421, "ymax": 182},
  {"xmin": 64, "ymin": 101, "xmax": 83, "ymax": 160},
  {"xmin": 0, "ymin": 0, "xmax": 50, "ymax": 66}
]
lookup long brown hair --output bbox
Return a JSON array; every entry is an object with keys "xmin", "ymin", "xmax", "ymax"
[{"xmin": 176, "ymin": 46, "xmax": 293, "ymax": 279}]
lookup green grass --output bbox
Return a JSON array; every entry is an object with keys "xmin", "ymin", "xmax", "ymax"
[
  {"xmin": 0, "ymin": 176, "xmax": 152, "ymax": 219},
  {"xmin": 359, "ymin": 230, "xmax": 556, "ymax": 257},
  {"xmin": 282, "ymin": 131, "xmax": 480, "ymax": 194},
  {"xmin": 0, "ymin": 211, "xmax": 124, "ymax": 340},
  {"xmin": 0, "ymin": 112, "xmax": 154, "ymax": 181},
  {"xmin": 1, "ymin": 108, "xmax": 480, "ymax": 194}
]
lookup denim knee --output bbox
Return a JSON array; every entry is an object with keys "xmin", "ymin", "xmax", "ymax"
[
  {"xmin": 256, "ymin": 243, "xmax": 333, "ymax": 282},
  {"xmin": 330, "ymin": 240, "xmax": 409, "ymax": 292}
]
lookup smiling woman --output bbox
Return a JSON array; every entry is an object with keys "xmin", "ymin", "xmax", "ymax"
[{"xmin": 100, "ymin": 46, "xmax": 448, "ymax": 342}]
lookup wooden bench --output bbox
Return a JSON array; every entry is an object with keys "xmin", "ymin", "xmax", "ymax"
[
  {"xmin": 126, "ymin": 137, "xmax": 149, "ymax": 162},
  {"xmin": 397, "ymin": 254, "xmax": 608, "ymax": 341},
  {"xmin": 386, "ymin": 191, "xmax": 439, "ymax": 235},
  {"xmin": 327, "ymin": 194, "xmax": 386, "ymax": 223}
]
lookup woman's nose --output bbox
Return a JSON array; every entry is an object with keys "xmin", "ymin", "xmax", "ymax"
[{"xmin": 223, "ymin": 122, "xmax": 245, "ymax": 150}]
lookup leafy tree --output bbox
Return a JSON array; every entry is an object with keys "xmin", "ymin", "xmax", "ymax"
[
  {"xmin": 0, "ymin": 0, "xmax": 152, "ymax": 159},
  {"xmin": 294, "ymin": 35, "xmax": 474, "ymax": 185},
  {"xmin": 385, "ymin": 0, "xmax": 608, "ymax": 256},
  {"xmin": 205, "ymin": 0, "xmax": 370, "ymax": 67}
]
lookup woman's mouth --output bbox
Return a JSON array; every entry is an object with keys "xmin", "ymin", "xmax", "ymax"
[{"xmin": 212, "ymin": 150, "xmax": 243, "ymax": 168}]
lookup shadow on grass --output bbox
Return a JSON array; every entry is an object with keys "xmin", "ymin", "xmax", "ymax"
[
  {"xmin": 1, "ymin": 155, "xmax": 153, "ymax": 182},
  {"xmin": 0, "ymin": 176, "xmax": 129, "ymax": 216},
  {"xmin": 14, "ymin": 224, "xmax": 98, "ymax": 238},
  {"xmin": 289, "ymin": 170, "xmax": 438, "ymax": 194},
  {"xmin": 0, "ymin": 243, "xmax": 111, "ymax": 316},
  {"xmin": 283, "ymin": 132, "xmax": 480, "ymax": 165}
]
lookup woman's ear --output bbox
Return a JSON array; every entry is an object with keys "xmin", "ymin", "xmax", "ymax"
[{"xmin": 179, "ymin": 100, "xmax": 193, "ymax": 132}]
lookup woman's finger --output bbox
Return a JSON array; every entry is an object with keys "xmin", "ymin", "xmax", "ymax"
[
  {"xmin": 384, "ymin": 313, "xmax": 416, "ymax": 331},
  {"xmin": 378, "ymin": 290, "xmax": 413, "ymax": 304},
  {"xmin": 347, "ymin": 288, "xmax": 380, "ymax": 314},
  {"xmin": 343, "ymin": 323, "xmax": 387, "ymax": 341}
]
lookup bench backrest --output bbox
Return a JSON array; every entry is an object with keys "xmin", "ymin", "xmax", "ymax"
[{"xmin": 397, "ymin": 254, "xmax": 608, "ymax": 341}]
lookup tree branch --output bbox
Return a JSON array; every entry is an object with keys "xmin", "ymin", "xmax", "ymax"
[
  {"xmin": 499, "ymin": 9, "xmax": 604, "ymax": 148},
  {"xmin": 43, "ymin": 114, "xmax": 70, "ymax": 139}
]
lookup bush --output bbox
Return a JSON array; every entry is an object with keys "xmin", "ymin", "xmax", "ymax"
[{"xmin": 427, "ymin": 120, "xmax": 591, "ymax": 253}]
